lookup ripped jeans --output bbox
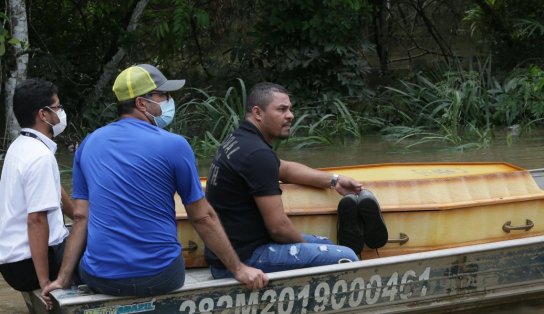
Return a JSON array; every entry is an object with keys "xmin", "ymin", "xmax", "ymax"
[{"xmin": 210, "ymin": 234, "xmax": 358, "ymax": 279}]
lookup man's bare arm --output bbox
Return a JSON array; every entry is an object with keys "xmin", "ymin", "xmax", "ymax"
[
  {"xmin": 186, "ymin": 197, "xmax": 268, "ymax": 289},
  {"xmin": 60, "ymin": 187, "xmax": 74, "ymax": 220},
  {"xmin": 41, "ymin": 199, "xmax": 89, "ymax": 307},
  {"xmin": 28, "ymin": 211, "xmax": 50, "ymax": 289},
  {"xmin": 255, "ymin": 194, "xmax": 304, "ymax": 243},
  {"xmin": 279, "ymin": 160, "xmax": 362, "ymax": 195}
]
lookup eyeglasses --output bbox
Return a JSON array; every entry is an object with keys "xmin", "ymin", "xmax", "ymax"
[
  {"xmin": 45, "ymin": 104, "xmax": 64, "ymax": 111},
  {"xmin": 145, "ymin": 92, "xmax": 170, "ymax": 100}
]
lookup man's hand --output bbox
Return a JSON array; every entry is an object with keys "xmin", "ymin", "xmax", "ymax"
[
  {"xmin": 335, "ymin": 175, "xmax": 363, "ymax": 196},
  {"xmin": 233, "ymin": 264, "xmax": 269, "ymax": 290},
  {"xmin": 41, "ymin": 278, "xmax": 68, "ymax": 310}
]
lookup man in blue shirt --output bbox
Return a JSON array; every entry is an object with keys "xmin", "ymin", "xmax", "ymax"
[{"xmin": 42, "ymin": 65, "xmax": 267, "ymax": 306}]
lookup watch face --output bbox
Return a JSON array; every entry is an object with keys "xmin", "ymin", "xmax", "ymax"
[{"xmin": 331, "ymin": 174, "xmax": 339, "ymax": 188}]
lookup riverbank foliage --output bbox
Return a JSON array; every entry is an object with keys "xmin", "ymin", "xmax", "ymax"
[{"xmin": 1, "ymin": 0, "xmax": 544, "ymax": 157}]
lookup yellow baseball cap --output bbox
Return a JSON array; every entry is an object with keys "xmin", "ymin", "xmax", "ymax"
[{"xmin": 112, "ymin": 64, "xmax": 185, "ymax": 101}]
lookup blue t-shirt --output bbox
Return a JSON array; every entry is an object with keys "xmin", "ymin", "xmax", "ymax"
[{"xmin": 73, "ymin": 118, "xmax": 204, "ymax": 279}]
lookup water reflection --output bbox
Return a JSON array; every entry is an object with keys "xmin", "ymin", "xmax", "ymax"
[
  {"xmin": 196, "ymin": 129, "xmax": 544, "ymax": 174},
  {"xmin": 56, "ymin": 129, "xmax": 544, "ymax": 176}
]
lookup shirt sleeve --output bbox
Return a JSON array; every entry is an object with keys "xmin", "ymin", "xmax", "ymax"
[
  {"xmin": 72, "ymin": 136, "xmax": 89, "ymax": 200},
  {"xmin": 173, "ymin": 139, "xmax": 205, "ymax": 205},
  {"xmin": 240, "ymin": 149, "xmax": 282, "ymax": 196},
  {"xmin": 23, "ymin": 154, "xmax": 59, "ymax": 213}
]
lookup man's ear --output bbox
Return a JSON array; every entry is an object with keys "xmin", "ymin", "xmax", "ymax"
[
  {"xmin": 37, "ymin": 108, "xmax": 48, "ymax": 123},
  {"xmin": 134, "ymin": 97, "xmax": 146, "ymax": 112},
  {"xmin": 252, "ymin": 105, "xmax": 263, "ymax": 122}
]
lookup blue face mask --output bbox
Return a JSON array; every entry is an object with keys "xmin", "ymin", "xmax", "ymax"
[{"xmin": 146, "ymin": 97, "xmax": 175, "ymax": 128}]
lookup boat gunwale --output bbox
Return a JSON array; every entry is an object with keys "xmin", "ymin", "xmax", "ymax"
[
  {"xmin": 193, "ymin": 161, "xmax": 526, "ymax": 185},
  {"xmin": 175, "ymin": 163, "xmax": 536, "ymax": 219},
  {"xmin": 51, "ymin": 235, "xmax": 544, "ymax": 306},
  {"xmin": 176, "ymin": 186, "xmax": 544, "ymax": 219},
  {"xmin": 316, "ymin": 161, "xmax": 525, "ymax": 172}
]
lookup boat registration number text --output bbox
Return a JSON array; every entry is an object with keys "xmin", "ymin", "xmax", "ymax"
[{"xmin": 179, "ymin": 267, "xmax": 431, "ymax": 313}]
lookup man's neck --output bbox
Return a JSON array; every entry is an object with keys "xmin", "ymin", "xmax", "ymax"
[
  {"xmin": 121, "ymin": 112, "xmax": 155, "ymax": 125},
  {"xmin": 245, "ymin": 117, "xmax": 273, "ymax": 145},
  {"xmin": 31, "ymin": 124, "xmax": 54, "ymax": 140}
]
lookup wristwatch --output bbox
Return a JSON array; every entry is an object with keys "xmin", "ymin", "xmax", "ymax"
[{"xmin": 330, "ymin": 174, "xmax": 339, "ymax": 189}]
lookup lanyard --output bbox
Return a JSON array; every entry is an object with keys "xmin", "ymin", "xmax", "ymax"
[
  {"xmin": 20, "ymin": 130, "xmax": 64, "ymax": 224},
  {"xmin": 20, "ymin": 131, "xmax": 48, "ymax": 149}
]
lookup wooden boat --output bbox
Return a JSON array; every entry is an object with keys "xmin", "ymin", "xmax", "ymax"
[
  {"xmin": 177, "ymin": 162, "xmax": 544, "ymax": 267},
  {"xmin": 22, "ymin": 163, "xmax": 544, "ymax": 313}
]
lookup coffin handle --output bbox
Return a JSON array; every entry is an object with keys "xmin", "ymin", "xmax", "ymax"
[
  {"xmin": 387, "ymin": 233, "xmax": 409, "ymax": 245},
  {"xmin": 182, "ymin": 240, "xmax": 198, "ymax": 252},
  {"xmin": 502, "ymin": 219, "xmax": 534, "ymax": 233}
]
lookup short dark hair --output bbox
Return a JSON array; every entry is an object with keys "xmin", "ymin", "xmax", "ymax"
[
  {"xmin": 13, "ymin": 78, "xmax": 58, "ymax": 128},
  {"xmin": 246, "ymin": 82, "xmax": 288, "ymax": 113},
  {"xmin": 117, "ymin": 98, "xmax": 136, "ymax": 116}
]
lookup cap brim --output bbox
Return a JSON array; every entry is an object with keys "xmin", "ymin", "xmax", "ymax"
[{"xmin": 156, "ymin": 79, "xmax": 186, "ymax": 92}]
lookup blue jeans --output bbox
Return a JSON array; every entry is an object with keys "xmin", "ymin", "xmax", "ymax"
[
  {"xmin": 211, "ymin": 234, "xmax": 358, "ymax": 279},
  {"xmin": 79, "ymin": 252, "xmax": 185, "ymax": 296}
]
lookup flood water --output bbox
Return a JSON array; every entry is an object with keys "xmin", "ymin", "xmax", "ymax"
[
  {"xmin": 272, "ymin": 128, "xmax": 544, "ymax": 172},
  {"xmin": 2, "ymin": 128, "xmax": 544, "ymax": 313}
]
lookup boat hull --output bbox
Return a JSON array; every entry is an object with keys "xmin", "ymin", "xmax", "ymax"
[
  {"xmin": 23, "ymin": 163, "xmax": 544, "ymax": 313},
  {"xmin": 27, "ymin": 235, "xmax": 544, "ymax": 313}
]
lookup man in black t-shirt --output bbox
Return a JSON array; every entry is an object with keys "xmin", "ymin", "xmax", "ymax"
[{"xmin": 205, "ymin": 82, "xmax": 387, "ymax": 278}]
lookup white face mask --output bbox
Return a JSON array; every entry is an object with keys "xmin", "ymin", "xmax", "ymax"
[{"xmin": 45, "ymin": 107, "xmax": 68, "ymax": 137}]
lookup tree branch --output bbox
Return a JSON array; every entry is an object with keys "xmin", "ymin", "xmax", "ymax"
[{"xmin": 86, "ymin": 0, "xmax": 149, "ymax": 106}]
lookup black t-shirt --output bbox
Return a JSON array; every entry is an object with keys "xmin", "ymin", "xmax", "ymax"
[{"xmin": 205, "ymin": 121, "xmax": 282, "ymax": 268}]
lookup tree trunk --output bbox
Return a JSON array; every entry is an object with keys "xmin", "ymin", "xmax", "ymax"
[
  {"xmin": 86, "ymin": 0, "xmax": 149, "ymax": 106},
  {"xmin": 4, "ymin": 0, "xmax": 28, "ymax": 144},
  {"xmin": 372, "ymin": 0, "xmax": 390, "ymax": 76},
  {"xmin": 410, "ymin": 0, "xmax": 453, "ymax": 64}
]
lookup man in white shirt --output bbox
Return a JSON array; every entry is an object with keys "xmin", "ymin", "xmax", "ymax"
[{"xmin": 0, "ymin": 78, "xmax": 74, "ymax": 293}]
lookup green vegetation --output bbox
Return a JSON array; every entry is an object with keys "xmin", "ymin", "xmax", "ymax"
[
  {"xmin": 249, "ymin": 0, "xmax": 373, "ymax": 100},
  {"xmin": 380, "ymin": 63, "xmax": 544, "ymax": 148},
  {"xmin": 2, "ymin": 0, "xmax": 544, "ymax": 157}
]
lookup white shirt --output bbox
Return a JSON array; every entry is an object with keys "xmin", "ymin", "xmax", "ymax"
[{"xmin": 0, "ymin": 128, "xmax": 69, "ymax": 264}]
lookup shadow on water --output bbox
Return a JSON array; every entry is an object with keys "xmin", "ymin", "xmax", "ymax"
[{"xmin": 5, "ymin": 128, "xmax": 544, "ymax": 313}]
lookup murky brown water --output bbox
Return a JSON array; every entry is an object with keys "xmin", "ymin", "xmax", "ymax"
[
  {"xmin": 275, "ymin": 129, "xmax": 544, "ymax": 171},
  {"xmin": 3, "ymin": 129, "xmax": 544, "ymax": 313}
]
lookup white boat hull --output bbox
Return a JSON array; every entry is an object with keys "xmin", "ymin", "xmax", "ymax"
[{"xmin": 24, "ymin": 235, "xmax": 544, "ymax": 313}]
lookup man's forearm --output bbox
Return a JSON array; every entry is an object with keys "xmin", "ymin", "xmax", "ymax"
[
  {"xmin": 55, "ymin": 200, "xmax": 88, "ymax": 287},
  {"xmin": 279, "ymin": 160, "xmax": 331, "ymax": 188},
  {"xmin": 61, "ymin": 187, "xmax": 74, "ymax": 220},
  {"xmin": 267, "ymin": 220, "xmax": 305, "ymax": 243},
  {"xmin": 279, "ymin": 160, "xmax": 362, "ymax": 195},
  {"xmin": 269, "ymin": 226, "xmax": 304, "ymax": 243},
  {"xmin": 192, "ymin": 212, "xmax": 243, "ymax": 272},
  {"xmin": 28, "ymin": 212, "xmax": 50, "ymax": 288},
  {"xmin": 56, "ymin": 216, "xmax": 87, "ymax": 286},
  {"xmin": 254, "ymin": 195, "xmax": 305, "ymax": 244}
]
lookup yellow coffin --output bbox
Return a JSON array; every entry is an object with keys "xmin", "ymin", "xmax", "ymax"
[{"xmin": 176, "ymin": 162, "xmax": 544, "ymax": 268}]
